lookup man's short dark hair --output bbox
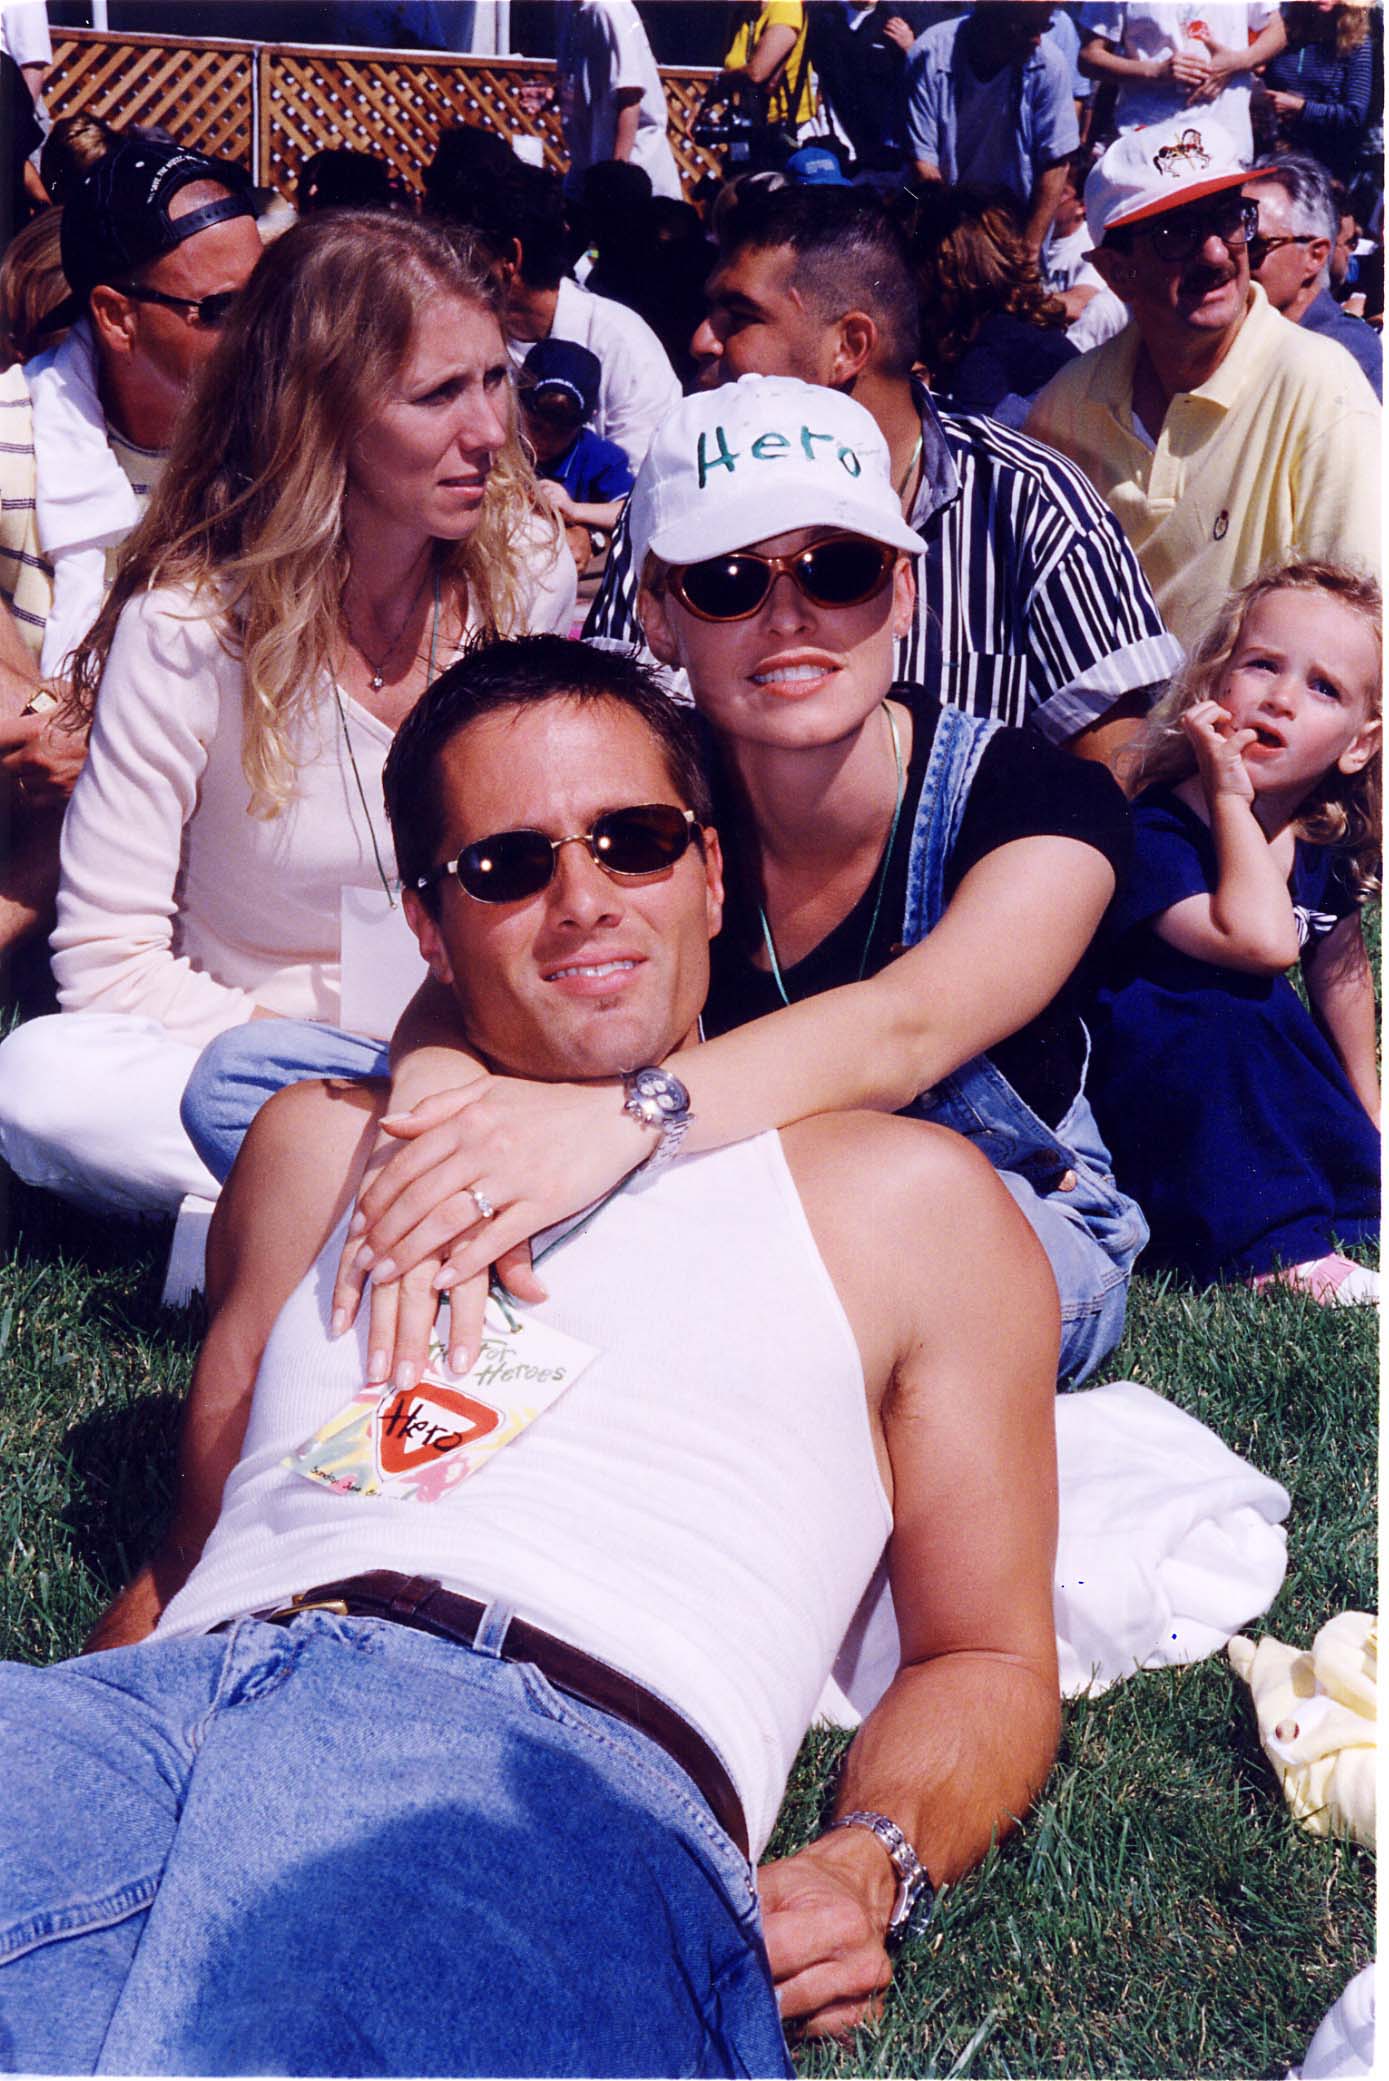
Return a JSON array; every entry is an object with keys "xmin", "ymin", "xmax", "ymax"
[
  {"xmin": 715, "ymin": 184, "xmax": 921, "ymax": 376},
  {"xmin": 384, "ymin": 635, "xmax": 714, "ymax": 913},
  {"xmin": 426, "ymin": 158, "xmax": 569, "ymax": 289}
]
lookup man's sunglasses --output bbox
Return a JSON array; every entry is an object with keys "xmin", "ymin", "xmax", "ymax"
[
  {"xmin": 1139, "ymin": 195, "xmax": 1259, "ymax": 265},
  {"xmin": 521, "ymin": 390, "xmax": 584, "ymax": 427},
  {"xmin": 1247, "ymin": 230, "xmax": 1319, "ymax": 269},
  {"xmin": 667, "ymin": 533, "xmax": 896, "ymax": 623},
  {"xmin": 415, "ymin": 803, "xmax": 699, "ymax": 905},
  {"xmin": 116, "ymin": 284, "xmax": 240, "ymax": 328}
]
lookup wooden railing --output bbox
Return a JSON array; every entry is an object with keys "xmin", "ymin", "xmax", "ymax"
[{"xmin": 44, "ymin": 28, "xmax": 723, "ymax": 201}]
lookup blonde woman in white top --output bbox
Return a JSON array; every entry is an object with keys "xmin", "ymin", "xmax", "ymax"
[{"xmin": 0, "ymin": 209, "xmax": 575, "ymax": 1217}]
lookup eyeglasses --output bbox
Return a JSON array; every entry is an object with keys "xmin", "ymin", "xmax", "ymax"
[
  {"xmin": 667, "ymin": 533, "xmax": 896, "ymax": 623},
  {"xmin": 116, "ymin": 284, "xmax": 240, "ymax": 328},
  {"xmin": 1140, "ymin": 195, "xmax": 1259, "ymax": 264},
  {"xmin": 1248, "ymin": 231, "xmax": 1319, "ymax": 268},
  {"xmin": 416, "ymin": 803, "xmax": 699, "ymax": 904}
]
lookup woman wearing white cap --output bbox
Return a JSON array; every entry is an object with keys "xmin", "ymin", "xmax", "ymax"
[{"xmin": 346, "ymin": 375, "xmax": 1145, "ymax": 1389}]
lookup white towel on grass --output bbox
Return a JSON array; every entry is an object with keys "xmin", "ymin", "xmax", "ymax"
[
  {"xmin": 1291, "ymin": 1963, "xmax": 1375, "ymax": 2078},
  {"xmin": 820, "ymin": 1379, "xmax": 1291, "ymax": 1725}
]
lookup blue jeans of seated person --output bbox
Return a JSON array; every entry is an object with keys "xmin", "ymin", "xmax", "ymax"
[
  {"xmin": 901, "ymin": 704, "xmax": 1150, "ymax": 1388},
  {"xmin": 181, "ymin": 1021, "xmax": 391, "ymax": 1182},
  {"xmin": 0, "ymin": 1608, "xmax": 790, "ymax": 2078}
]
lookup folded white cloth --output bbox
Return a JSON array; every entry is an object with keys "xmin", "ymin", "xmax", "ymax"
[
  {"xmin": 26, "ymin": 318, "xmax": 140, "ymax": 679},
  {"xmin": 824, "ymin": 1380, "xmax": 1291, "ymax": 1723},
  {"xmin": 1052, "ymin": 1379, "xmax": 1290, "ymax": 1695},
  {"xmin": 1292, "ymin": 1963, "xmax": 1375, "ymax": 2079}
]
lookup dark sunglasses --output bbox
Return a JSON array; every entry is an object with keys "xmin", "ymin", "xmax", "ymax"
[
  {"xmin": 667, "ymin": 533, "xmax": 896, "ymax": 623},
  {"xmin": 116, "ymin": 284, "xmax": 240, "ymax": 328},
  {"xmin": 416, "ymin": 803, "xmax": 699, "ymax": 905},
  {"xmin": 1141, "ymin": 195, "xmax": 1259, "ymax": 264},
  {"xmin": 521, "ymin": 390, "xmax": 584, "ymax": 427}
]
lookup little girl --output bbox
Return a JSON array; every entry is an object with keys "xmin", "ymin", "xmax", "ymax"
[{"xmin": 1088, "ymin": 561, "xmax": 1381, "ymax": 1301}]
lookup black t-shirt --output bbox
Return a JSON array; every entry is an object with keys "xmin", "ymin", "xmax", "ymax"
[{"xmin": 704, "ymin": 687, "xmax": 1132, "ymax": 1128}]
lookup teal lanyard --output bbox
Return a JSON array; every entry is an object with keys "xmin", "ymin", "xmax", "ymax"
[
  {"xmin": 758, "ymin": 701, "xmax": 905, "ymax": 1010},
  {"xmin": 486, "ymin": 1171, "xmax": 636, "ymax": 1330},
  {"xmin": 335, "ymin": 570, "xmax": 442, "ymax": 911}
]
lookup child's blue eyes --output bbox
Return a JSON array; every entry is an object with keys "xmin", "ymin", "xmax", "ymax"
[{"xmin": 1240, "ymin": 656, "xmax": 1343, "ymax": 700}]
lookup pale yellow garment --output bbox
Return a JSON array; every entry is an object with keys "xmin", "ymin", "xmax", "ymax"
[
  {"xmin": 724, "ymin": 1, "xmax": 816, "ymax": 128},
  {"xmin": 1025, "ymin": 286, "xmax": 1381, "ymax": 652},
  {"xmin": 1228, "ymin": 1612, "xmax": 1376, "ymax": 1849},
  {"xmin": 0, "ymin": 360, "xmax": 163, "ymax": 662}
]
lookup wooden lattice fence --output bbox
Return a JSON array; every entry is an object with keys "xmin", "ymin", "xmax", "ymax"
[{"xmin": 44, "ymin": 29, "xmax": 724, "ymax": 202}]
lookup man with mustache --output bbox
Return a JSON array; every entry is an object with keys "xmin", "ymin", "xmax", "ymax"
[{"xmin": 1027, "ymin": 111, "xmax": 1379, "ymax": 651}]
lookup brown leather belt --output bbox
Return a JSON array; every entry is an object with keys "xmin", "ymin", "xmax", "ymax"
[{"xmin": 248, "ymin": 1569, "xmax": 749, "ymax": 1858}]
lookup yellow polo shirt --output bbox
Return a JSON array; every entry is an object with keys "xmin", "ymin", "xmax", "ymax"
[
  {"xmin": 1025, "ymin": 284, "xmax": 1381, "ymax": 651},
  {"xmin": 724, "ymin": 2, "xmax": 815, "ymax": 129}
]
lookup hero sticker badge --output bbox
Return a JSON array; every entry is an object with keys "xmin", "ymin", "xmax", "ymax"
[{"xmin": 282, "ymin": 1298, "xmax": 599, "ymax": 1504}]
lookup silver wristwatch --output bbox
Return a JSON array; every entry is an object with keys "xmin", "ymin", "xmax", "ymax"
[
  {"xmin": 621, "ymin": 1066, "xmax": 694, "ymax": 1171},
  {"xmin": 829, "ymin": 1809, "xmax": 934, "ymax": 1942}
]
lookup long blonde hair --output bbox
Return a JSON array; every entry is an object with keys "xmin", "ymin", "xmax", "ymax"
[
  {"xmin": 1124, "ymin": 561, "xmax": 1382, "ymax": 900},
  {"xmin": 70, "ymin": 209, "xmax": 556, "ymax": 814}
]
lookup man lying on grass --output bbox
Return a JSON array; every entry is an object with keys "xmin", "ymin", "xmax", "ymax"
[{"xmin": 0, "ymin": 639, "xmax": 1060, "ymax": 2077}]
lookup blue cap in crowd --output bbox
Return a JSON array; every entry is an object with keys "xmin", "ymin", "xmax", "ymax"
[
  {"xmin": 783, "ymin": 145, "xmax": 851, "ymax": 188},
  {"xmin": 520, "ymin": 337, "xmax": 602, "ymax": 421}
]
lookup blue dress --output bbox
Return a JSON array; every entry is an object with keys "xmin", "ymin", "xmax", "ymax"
[{"xmin": 1087, "ymin": 787, "xmax": 1380, "ymax": 1287}]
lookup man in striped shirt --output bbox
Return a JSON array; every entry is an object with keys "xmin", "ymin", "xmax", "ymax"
[{"xmin": 583, "ymin": 183, "xmax": 1181, "ymax": 770}]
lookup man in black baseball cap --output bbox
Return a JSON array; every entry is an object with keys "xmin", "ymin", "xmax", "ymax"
[
  {"xmin": 52, "ymin": 135, "xmax": 260, "ymax": 443},
  {"xmin": 0, "ymin": 134, "xmax": 263, "ymax": 975}
]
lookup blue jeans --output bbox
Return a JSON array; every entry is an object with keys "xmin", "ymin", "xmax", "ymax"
[
  {"xmin": 0, "ymin": 1610, "xmax": 791, "ymax": 2077},
  {"xmin": 182, "ymin": 1022, "xmax": 392, "ymax": 1183},
  {"xmin": 902, "ymin": 703, "xmax": 1149, "ymax": 1386}
]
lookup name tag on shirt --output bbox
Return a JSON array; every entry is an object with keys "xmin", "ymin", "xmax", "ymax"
[
  {"xmin": 339, "ymin": 886, "xmax": 428, "ymax": 1041},
  {"xmin": 283, "ymin": 1298, "xmax": 599, "ymax": 1504}
]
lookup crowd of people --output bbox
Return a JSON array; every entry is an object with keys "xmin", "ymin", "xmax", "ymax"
[{"xmin": 0, "ymin": 1, "xmax": 1379, "ymax": 2073}]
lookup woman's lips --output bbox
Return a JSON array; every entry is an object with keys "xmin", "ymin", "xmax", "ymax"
[{"xmin": 748, "ymin": 656, "xmax": 840, "ymax": 696}]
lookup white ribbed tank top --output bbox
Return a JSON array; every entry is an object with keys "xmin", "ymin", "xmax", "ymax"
[{"xmin": 158, "ymin": 1131, "xmax": 892, "ymax": 1855}]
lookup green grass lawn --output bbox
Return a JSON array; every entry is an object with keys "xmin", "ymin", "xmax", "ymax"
[{"xmin": 0, "ymin": 1173, "xmax": 1376, "ymax": 2079}]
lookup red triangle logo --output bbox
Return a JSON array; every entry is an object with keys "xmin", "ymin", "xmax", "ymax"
[{"xmin": 376, "ymin": 1381, "xmax": 504, "ymax": 1477}]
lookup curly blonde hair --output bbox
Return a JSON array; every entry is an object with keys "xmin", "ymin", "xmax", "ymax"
[
  {"xmin": 1124, "ymin": 561, "xmax": 1382, "ymax": 900},
  {"xmin": 70, "ymin": 210, "xmax": 557, "ymax": 815}
]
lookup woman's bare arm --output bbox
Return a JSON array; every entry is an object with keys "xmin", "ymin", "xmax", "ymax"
[{"xmin": 333, "ymin": 835, "xmax": 1115, "ymax": 1360}]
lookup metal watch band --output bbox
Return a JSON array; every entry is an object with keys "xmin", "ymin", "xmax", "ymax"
[
  {"xmin": 621, "ymin": 1066, "xmax": 694, "ymax": 1171},
  {"xmin": 829, "ymin": 1809, "xmax": 934, "ymax": 1941}
]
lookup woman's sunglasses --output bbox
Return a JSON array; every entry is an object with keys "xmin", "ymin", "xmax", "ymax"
[
  {"xmin": 667, "ymin": 533, "xmax": 897, "ymax": 624},
  {"xmin": 415, "ymin": 803, "xmax": 699, "ymax": 905}
]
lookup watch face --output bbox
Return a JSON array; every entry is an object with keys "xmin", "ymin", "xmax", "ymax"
[{"xmin": 633, "ymin": 1068, "xmax": 689, "ymax": 1116}]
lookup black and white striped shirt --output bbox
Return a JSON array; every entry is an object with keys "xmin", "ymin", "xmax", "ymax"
[{"xmin": 584, "ymin": 379, "xmax": 1183, "ymax": 744}]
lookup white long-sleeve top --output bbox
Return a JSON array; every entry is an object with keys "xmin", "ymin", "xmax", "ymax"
[
  {"xmin": 53, "ymin": 540, "xmax": 576, "ymax": 1048},
  {"xmin": 507, "ymin": 277, "xmax": 681, "ymax": 474}
]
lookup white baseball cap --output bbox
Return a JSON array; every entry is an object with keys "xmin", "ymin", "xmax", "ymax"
[
  {"xmin": 1085, "ymin": 113, "xmax": 1252, "ymax": 245},
  {"xmin": 626, "ymin": 375, "xmax": 926, "ymax": 576}
]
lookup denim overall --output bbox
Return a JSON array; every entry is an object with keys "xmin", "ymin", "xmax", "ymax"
[{"xmin": 902, "ymin": 705, "xmax": 1149, "ymax": 1384}]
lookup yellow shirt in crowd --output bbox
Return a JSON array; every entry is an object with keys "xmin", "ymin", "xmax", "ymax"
[
  {"xmin": 724, "ymin": 1, "xmax": 816, "ymax": 129},
  {"xmin": 1025, "ymin": 285, "xmax": 1382, "ymax": 652}
]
